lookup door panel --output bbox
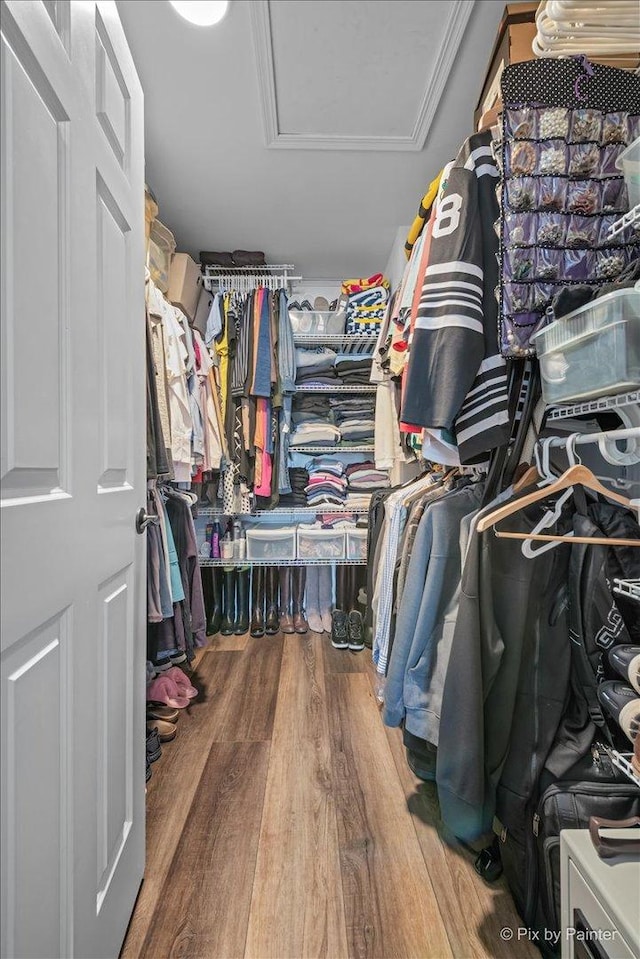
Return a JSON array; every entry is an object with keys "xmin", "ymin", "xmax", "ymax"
[
  {"xmin": 0, "ymin": 15, "xmax": 70, "ymax": 502},
  {"xmin": 0, "ymin": 2, "xmax": 145, "ymax": 957},
  {"xmin": 1, "ymin": 610, "xmax": 72, "ymax": 959}
]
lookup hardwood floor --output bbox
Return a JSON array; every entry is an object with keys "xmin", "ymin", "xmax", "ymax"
[{"xmin": 122, "ymin": 632, "xmax": 538, "ymax": 959}]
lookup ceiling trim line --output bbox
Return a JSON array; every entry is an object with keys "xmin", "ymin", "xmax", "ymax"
[
  {"xmin": 249, "ymin": 0, "xmax": 476, "ymax": 153},
  {"xmin": 410, "ymin": 0, "xmax": 476, "ymax": 149}
]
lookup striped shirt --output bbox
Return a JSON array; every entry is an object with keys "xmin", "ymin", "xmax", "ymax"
[{"xmin": 401, "ymin": 132, "xmax": 511, "ymax": 464}]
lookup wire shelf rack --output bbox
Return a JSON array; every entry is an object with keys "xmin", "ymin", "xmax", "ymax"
[
  {"xmin": 613, "ymin": 578, "xmax": 640, "ymax": 603},
  {"xmin": 293, "ymin": 333, "xmax": 378, "ymax": 352},
  {"xmin": 197, "ymin": 503, "xmax": 371, "ymax": 517},
  {"xmin": 607, "ymin": 205, "xmax": 640, "ymax": 240},
  {"xmin": 294, "ymin": 384, "xmax": 377, "ymax": 393},
  {"xmin": 290, "ymin": 445, "xmax": 375, "ymax": 454},
  {"xmin": 546, "ymin": 391, "xmax": 640, "ymax": 421},
  {"xmin": 198, "ymin": 558, "xmax": 367, "ymax": 567}
]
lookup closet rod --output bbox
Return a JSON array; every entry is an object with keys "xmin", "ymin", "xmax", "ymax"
[{"xmin": 543, "ymin": 427, "xmax": 640, "ymax": 447}]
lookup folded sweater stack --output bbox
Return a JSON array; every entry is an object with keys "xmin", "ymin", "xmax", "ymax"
[{"xmin": 346, "ymin": 461, "xmax": 390, "ymax": 491}]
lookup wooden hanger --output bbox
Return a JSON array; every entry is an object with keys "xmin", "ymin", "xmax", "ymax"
[
  {"xmin": 476, "ymin": 463, "xmax": 639, "ymax": 547},
  {"xmin": 513, "ymin": 463, "xmax": 541, "ymax": 493}
]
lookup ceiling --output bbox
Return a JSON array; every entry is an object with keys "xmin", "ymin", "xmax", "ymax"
[{"xmin": 117, "ymin": 0, "xmax": 509, "ymax": 278}]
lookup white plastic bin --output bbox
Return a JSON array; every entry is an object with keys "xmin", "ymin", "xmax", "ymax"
[
  {"xmin": 616, "ymin": 136, "xmax": 640, "ymax": 209},
  {"xmin": 297, "ymin": 526, "xmax": 345, "ymax": 560},
  {"xmin": 346, "ymin": 527, "xmax": 368, "ymax": 561},
  {"xmin": 532, "ymin": 288, "xmax": 640, "ymax": 404},
  {"xmin": 246, "ymin": 527, "xmax": 297, "ymax": 561},
  {"xmin": 289, "ymin": 310, "xmax": 346, "ymax": 335}
]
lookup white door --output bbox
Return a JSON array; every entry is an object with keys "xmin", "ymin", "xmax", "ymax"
[{"xmin": 0, "ymin": 2, "xmax": 145, "ymax": 956}]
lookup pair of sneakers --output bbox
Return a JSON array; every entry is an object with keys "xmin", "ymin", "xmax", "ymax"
[{"xmin": 331, "ymin": 609, "xmax": 364, "ymax": 651}]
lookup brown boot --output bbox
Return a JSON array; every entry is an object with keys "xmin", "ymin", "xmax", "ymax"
[
  {"xmin": 279, "ymin": 568, "xmax": 295, "ymax": 633},
  {"xmin": 292, "ymin": 567, "xmax": 308, "ymax": 634},
  {"xmin": 265, "ymin": 566, "xmax": 280, "ymax": 635}
]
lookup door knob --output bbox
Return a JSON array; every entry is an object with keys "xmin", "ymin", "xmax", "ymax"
[{"xmin": 135, "ymin": 507, "xmax": 160, "ymax": 534}]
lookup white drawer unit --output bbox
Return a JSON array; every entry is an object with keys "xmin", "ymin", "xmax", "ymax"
[
  {"xmin": 560, "ymin": 829, "xmax": 640, "ymax": 959},
  {"xmin": 245, "ymin": 526, "xmax": 297, "ymax": 561},
  {"xmin": 345, "ymin": 526, "xmax": 368, "ymax": 561},
  {"xmin": 297, "ymin": 526, "xmax": 345, "ymax": 561}
]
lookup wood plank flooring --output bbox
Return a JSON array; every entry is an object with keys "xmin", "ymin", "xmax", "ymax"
[{"xmin": 122, "ymin": 632, "xmax": 539, "ymax": 959}]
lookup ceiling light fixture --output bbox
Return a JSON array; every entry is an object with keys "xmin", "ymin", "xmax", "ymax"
[{"xmin": 169, "ymin": 1, "xmax": 229, "ymax": 26}]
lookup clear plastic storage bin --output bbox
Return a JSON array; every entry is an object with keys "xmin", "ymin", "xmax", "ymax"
[
  {"xmin": 289, "ymin": 310, "xmax": 346, "ymax": 335},
  {"xmin": 532, "ymin": 288, "xmax": 640, "ymax": 404},
  {"xmin": 297, "ymin": 526, "xmax": 345, "ymax": 560},
  {"xmin": 246, "ymin": 527, "xmax": 297, "ymax": 561},
  {"xmin": 345, "ymin": 527, "xmax": 368, "ymax": 561},
  {"xmin": 147, "ymin": 218, "xmax": 175, "ymax": 293},
  {"xmin": 616, "ymin": 136, "xmax": 640, "ymax": 209}
]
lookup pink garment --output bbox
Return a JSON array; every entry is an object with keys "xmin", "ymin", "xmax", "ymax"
[
  {"xmin": 254, "ymin": 449, "xmax": 272, "ymax": 497},
  {"xmin": 165, "ymin": 665, "xmax": 199, "ymax": 699},
  {"xmin": 147, "ymin": 675, "xmax": 190, "ymax": 709}
]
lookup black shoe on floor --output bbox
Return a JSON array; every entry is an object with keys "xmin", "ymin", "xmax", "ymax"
[
  {"xmin": 331, "ymin": 610, "xmax": 348, "ymax": 649},
  {"xmin": 347, "ymin": 610, "xmax": 364, "ymax": 651},
  {"xmin": 406, "ymin": 749, "xmax": 436, "ymax": 782},
  {"xmin": 597, "ymin": 681, "xmax": 640, "ymax": 743},
  {"xmin": 607, "ymin": 646, "xmax": 640, "ymax": 695},
  {"xmin": 146, "ymin": 727, "xmax": 162, "ymax": 764}
]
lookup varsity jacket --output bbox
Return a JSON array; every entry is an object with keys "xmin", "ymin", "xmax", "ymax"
[{"xmin": 401, "ymin": 131, "xmax": 511, "ymax": 463}]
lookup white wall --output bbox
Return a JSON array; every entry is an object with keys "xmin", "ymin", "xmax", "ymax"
[{"xmin": 384, "ymin": 225, "xmax": 411, "ymax": 290}]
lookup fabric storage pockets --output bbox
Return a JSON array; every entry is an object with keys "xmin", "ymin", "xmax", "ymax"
[
  {"xmin": 536, "ymin": 214, "xmax": 567, "ymax": 247},
  {"xmin": 503, "ymin": 248, "xmax": 536, "ymax": 281},
  {"xmin": 593, "ymin": 249, "xmax": 628, "ymax": 280},
  {"xmin": 537, "ymin": 106, "xmax": 570, "ymax": 140},
  {"xmin": 601, "ymin": 177, "xmax": 628, "ymax": 213},
  {"xmin": 601, "ymin": 112, "xmax": 628, "ymax": 145},
  {"xmin": 537, "ymin": 177, "xmax": 568, "ymax": 212},
  {"xmin": 570, "ymin": 108, "xmax": 602, "ymax": 144},
  {"xmin": 566, "ymin": 180, "xmax": 600, "ymax": 215},
  {"xmin": 538, "ymin": 140, "xmax": 567, "ymax": 175},
  {"xmin": 600, "ymin": 144, "xmax": 626, "ymax": 177},
  {"xmin": 566, "ymin": 215, "xmax": 597, "ymax": 248},
  {"xmin": 568, "ymin": 143, "xmax": 600, "ymax": 177},
  {"xmin": 564, "ymin": 248, "xmax": 596, "ymax": 281},
  {"xmin": 504, "ymin": 212, "xmax": 537, "ymax": 246},
  {"xmin": 506, "ymin": 140, "xmax": 537, "ymax": 176},
  {"xmin": 506, "ymin": 177, "xmax": 538, "ymax": 212},
  {"xmin": 535, "ymin": 247, "xmax": 563, "ymax": 280},
  {"xmin": 505, "ymin": 106, "xmax": 536, "ymax": 139}
]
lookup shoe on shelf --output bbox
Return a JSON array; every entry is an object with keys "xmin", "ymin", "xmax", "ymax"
[
  {"xmin": 607, "ymin": 645, "xmax": 640, "ymax": 695},
  {"xmin": 147, "ymin": 719, "xmax": 177, "ymax": 743},
  {"xmin": 299, "ymin": 299, "xmax": 314, "ymax": 311},
  {"xmin": 288, "ymin": 300, "xmax": 302, "ymax": 312},
  {"xmin": 347, "ymin": 610, "xmax": 364, "ymax": 651},
  {"xmin": 597, "ymin": 681, "xmax": 640, "ymax": 744},
  {"xmin": 146, "ymin": 702, "xmax": 180, "ymax": 724},
  {"xmin": 146, "ymin": 727, "xmax": 162, "ymax": 764},
  {"xmin": 331, "ymin": 610, "xmax": 349, "ymax": 649},
  {"xmin": 314, "ymin": 296, "xmax": 330, "ymax": 311}
]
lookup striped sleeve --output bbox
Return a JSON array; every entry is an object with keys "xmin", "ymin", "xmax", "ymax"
[{"xmin": 400, "ymin": 165, "xmax": 486, "ymax": 432}]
